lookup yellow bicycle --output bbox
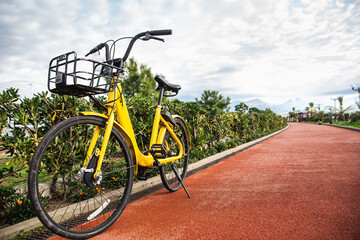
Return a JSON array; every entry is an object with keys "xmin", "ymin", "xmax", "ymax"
[{"xmin": 28, "ymin": 30, "xmax": 190, "ymax": 239}]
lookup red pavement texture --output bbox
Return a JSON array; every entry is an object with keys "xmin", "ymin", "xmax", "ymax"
[{"xmin": 52, "ymin": 123, "xmax": 360, "ymax": 240}]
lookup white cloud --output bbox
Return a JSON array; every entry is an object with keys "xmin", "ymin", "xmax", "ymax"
[{"xmin": 0, "ymin": 0, "xmax": 359, "ymax": 111}]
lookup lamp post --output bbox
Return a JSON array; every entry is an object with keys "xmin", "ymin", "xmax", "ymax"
[
  {"xmin": 330, "ymin": 97, "xmax": 337, "ymax": 124},
  {"xmin": 351, "ymin": 85, "xmax": 360, "ymax": 102},
  {"xmin": 317, "ymin": 103, "xmax": 322, "ymax": 124}
]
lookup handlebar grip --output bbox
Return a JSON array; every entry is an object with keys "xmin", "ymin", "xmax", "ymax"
[
  {"xmin": 149, "ymin": 29, "xmax": 172, "ymax": 36},
  {"xmin": 85, "ymin": 43, "xmax": 105, "ymax": 57},
  {"xmin": 123, "ymin": 30, "xmax": 172, "ymax": 62}
]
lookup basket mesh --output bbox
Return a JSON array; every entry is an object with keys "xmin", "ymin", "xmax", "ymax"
[{"xmin": 48, "ymin": 52, "xmax": 122, "ymax": 97}]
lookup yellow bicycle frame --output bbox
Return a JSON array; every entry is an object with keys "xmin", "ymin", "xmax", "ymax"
[{"xmin": 80, "ymin": 78, "xmax": 188, "ymax": 178}]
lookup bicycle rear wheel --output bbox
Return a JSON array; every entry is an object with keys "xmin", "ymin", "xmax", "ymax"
[
  {"xmin": 159, "ymin": 118, "xmax": 189, "ymax": 192},
  {"xmin": 28, "ymin": 116, "xmax": 133, "ymax": 239}
]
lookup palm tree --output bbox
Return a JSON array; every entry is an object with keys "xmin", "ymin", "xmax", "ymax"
[
  {"xmin": 288, "ymin": 107, "xmax": 299, "ymax": 122},
  {"xmin": 305, "ymin": 102, "xmax": 317, "ymax": 120},
  {"xmin": 327, "ymin": 96, "xmax": 354, "ymax": 121}
]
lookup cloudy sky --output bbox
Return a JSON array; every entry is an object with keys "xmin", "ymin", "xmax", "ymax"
[{"xmin": 0, "ymin": 0, "xmax": 359, "ymax": 111}]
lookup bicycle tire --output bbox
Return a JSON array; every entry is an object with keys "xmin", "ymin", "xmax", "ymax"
[
  {"xmin": 28, "ymin": 116, "xmax": 133, "ymax": 239},
  {"xmin": 159, "ymin": 118, "xmax": 189, "ymax": 192}
]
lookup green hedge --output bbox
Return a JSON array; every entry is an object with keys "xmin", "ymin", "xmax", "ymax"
[{"xmin": 0, "ymin": 87, "xmax": 286, "ymax": 225}]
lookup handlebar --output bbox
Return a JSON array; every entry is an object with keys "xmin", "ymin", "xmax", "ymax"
[
  {"xmin": 148, "ymin": 29, "xmax": 172, "ymax": 36},
  {"xmin": 122, "ymin": 29, "xmax": 172, "ymax": 62},
  {"xmin": 85, "ymin": 29, "xmax": 172, "ymax": 62}
]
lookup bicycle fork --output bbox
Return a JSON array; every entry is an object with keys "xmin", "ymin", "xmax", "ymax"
[{"xmin": 82, "ymin": 111, "xmax": 115, "ymax": 182}]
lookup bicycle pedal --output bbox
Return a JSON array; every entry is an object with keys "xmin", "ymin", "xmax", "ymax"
[{"xmin": 149, "ymin": 144, "xmax": 167, "ymax": 159}]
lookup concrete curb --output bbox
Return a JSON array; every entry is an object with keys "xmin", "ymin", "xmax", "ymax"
[{"xmin": 0, "ymin": 125, "xmax": 289, "ymax": 240}]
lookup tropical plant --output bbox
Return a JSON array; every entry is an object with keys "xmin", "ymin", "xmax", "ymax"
[
  {"xmin": 0, "ymin": 91, "xmax": 93, "ymax": 183},
  {"xmin": 305, "ymin": 102, "xmax": 317, "ymax": 120},
  {"xmin": 288, "ymin": 107, "xmax": 299, "ymax": 122},
  {"xmin": 326, "ymin": 96, "xmax": 354, "ymax": 121},
  {"xmin": 0, "ymin": 185, "xmax": 40, "ymax": 224},
  {"xmin": 349, "ymin": 111, "xmax": 360, "ymax": 122},
  {"xmin": 0, "ymin": 88, "xmax": 20, "ymax": 134}
]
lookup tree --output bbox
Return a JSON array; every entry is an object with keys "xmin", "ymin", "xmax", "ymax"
[
  {"xmin": 305, "ymin": 102, "xmax": 317, "ymax": 120},
  {"xmin": 288, "ymin": 107, "xmax": 299, "ymax": 122},
  {"xmin": 0, "ymin": 88, "xmax": 19, "ymax": 134},
  {"xmin": 122, "ymin": 57, "xmax": 157, "ymax": 101},
  {"xmin": 248, "ymin": 107, "xmax": 262, "ymax": 114},
  {"xmin": 326, "ymin": 96, "xmax": 354, "ymax": 121},
  {"xmin": 0, "ymin": 90, "xmax": 91, "ymax": 183},
  {"xmin": 196, "ymin": 90, "xmax": 231, "ymax": 115},
  {"xmin": 235, "ymin": 102, "xmax": 248, "ymax": 114},
  {"xmin": 195, "ymin": 90, "xmax": 231, "ymax": 143}
]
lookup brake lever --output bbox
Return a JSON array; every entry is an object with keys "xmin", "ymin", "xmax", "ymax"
[
  {"xmin": 85, "ymin": 43, "xmax": 105, "ymax": 57},
  {"xmin": 141, "ymin": 33, "xmax": 164, "ymax": 42},
  {"xmin": 151, "ymin": 36, "xmax": 164, "ymax": 42}
]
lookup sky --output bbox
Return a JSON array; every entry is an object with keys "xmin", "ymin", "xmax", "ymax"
[{"xmin": 0, "ymin": 0, "xmax": 359, "ymax": 112}]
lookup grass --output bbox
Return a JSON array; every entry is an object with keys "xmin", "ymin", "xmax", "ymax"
[
  {"xmin": 332, "ymin": 121, "xmax": 360, "ymax": 129},
  {"xmin": 9, "ymin": 226, "xmax": 44, "ymax": 240}
]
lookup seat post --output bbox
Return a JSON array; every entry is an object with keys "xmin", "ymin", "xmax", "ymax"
[{"xmin": 157, "ymin": 87, "xmax": 165, "ymax": 106}]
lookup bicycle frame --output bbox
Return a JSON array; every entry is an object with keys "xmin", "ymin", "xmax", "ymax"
[{"xmin": 80, "ymin": 78, "xmax": 185, "ymax": 178}]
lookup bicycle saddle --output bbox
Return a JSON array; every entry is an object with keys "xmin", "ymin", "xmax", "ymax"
[{"xmin": 155, "ymin": 75, "xmax": 181, "ymax": 92}]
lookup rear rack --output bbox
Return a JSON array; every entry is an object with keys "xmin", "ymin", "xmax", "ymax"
[{"xmin": 48, "ymin": 51, "xmax": 123, "ymax": 97}]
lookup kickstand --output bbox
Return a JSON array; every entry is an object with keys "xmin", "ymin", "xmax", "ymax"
[{"xmin": 171, "ymin": 163, "xmax": 191, "ymax": 198}]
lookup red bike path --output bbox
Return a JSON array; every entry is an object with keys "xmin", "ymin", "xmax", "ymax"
[{"xmin": 58, "ymin": 123, "xmax": 360, "ymax": 239}]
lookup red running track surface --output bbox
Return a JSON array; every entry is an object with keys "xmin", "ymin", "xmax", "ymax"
[{"xmin": 52, "ymin": 123, "xmax": 360, "ymax": 240}]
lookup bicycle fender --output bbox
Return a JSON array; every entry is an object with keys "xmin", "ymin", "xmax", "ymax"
[
  {"xmin": 172, "ymin": 115, "xmax": 191, "ymax": 149},
  {"xmin": 79, "ymin": 112, "xmax": 136, "ymax": 159}
]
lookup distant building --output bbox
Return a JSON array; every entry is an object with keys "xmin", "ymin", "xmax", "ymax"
[{"xmin": 298, "ymin": 112, "xmax": 309, "ymax": 122}]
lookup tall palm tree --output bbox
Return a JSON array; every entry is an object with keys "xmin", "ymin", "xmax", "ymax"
[
  {"xmin": 305, "ymin": 102, "xmax": 317, "ymax": 119},
  {"xmin": 327, "ymin": 96, "xmax": 354, "ymax": 121},
  {"xmin": 288, "ymin": 107, "xmax": 299, "ymax": 122}
]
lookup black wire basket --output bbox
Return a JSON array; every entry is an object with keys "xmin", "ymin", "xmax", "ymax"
[{"xmin": 48, "ymin": 51, "xmax": 122, "ymax": 97}]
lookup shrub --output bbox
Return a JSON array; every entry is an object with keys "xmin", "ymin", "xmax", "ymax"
[
  {"xmin": 0, "ymin": 86, "xmax": 287, "ymax": 224},
  {"xmin": 349, "ymin": 111, "xmax": 360, "ymax": 122},
  {"xmin": 0, "ymin": 186, "xmax": 36, "ymax": 224}
]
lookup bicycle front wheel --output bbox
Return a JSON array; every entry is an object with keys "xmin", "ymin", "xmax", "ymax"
[
  {"xmin": 28, "ymin": 116, "xmax": 133, "ymax": 239},
  {"xmin": 159, "ymin": 118, "xmax": 190, "ymax": 192}
]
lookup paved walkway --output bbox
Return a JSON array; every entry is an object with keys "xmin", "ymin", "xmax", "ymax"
[{"xmin": 59, "ymin": 123, "xmax": 360, "ymax": 239}]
